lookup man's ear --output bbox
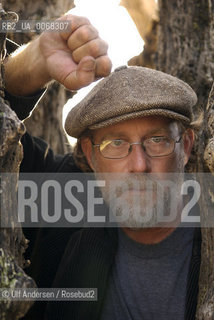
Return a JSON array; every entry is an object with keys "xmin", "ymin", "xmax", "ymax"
[
  {"xmin": 81, "ymin": 137, "xmax": 95, "ymax": 171},
  {"xmin": 183, "ymin": 129, "xmax": 195, "ymax": 165}
]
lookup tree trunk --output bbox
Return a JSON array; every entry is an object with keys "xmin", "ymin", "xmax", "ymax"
[
  {"xmin": 121, "ymin": 0, "xmax": 158, "ymax": 69},
  {"xmin": 4, "ymin": 0, "xmax": 75, "ymax": 154},
  {"xmin": 156, "ymin": 1, "xmax": 214, "ymax": 318},
  {"xmin": 0, "ymin": 4, "xmax": 35, "ymax": 319},
  {"xmin": 196, "ymin": 84, "xmax": 214, "ymax": 319},
  {"xmin": 122, "ymin": 0, "xmax": 214, "ymax": 318}
]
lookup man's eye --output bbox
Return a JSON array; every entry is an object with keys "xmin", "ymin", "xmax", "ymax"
[
  {"xmin": 150, "ymin": 136, "xmax": 169, "ymax": 143},
  {"xmin": 100, "ymin": 139, "xmax": 125, "ymax": 151},
  {"xmin": 111, "ymin": 139, "xmax": 124, "ymax": 147}
]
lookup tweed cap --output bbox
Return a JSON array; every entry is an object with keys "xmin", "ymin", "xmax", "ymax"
[{"xmin": 65, "ymin": 66, "xmax": 197, "ymax": 138}]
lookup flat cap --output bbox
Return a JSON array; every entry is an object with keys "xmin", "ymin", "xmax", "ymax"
[{"xmin": 65, "ymin": 66, "xmax": 197, "ymax": 138}]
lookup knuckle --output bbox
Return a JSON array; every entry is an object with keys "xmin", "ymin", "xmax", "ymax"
[
  {"xmin": 76, "ymin": 15, "xmax": 91, "ymax": 25},
  {"xmin": 82, "ymin": 16, "xmax": 91, "ymax": 25},
  {"xmin": 96, "ymin": 56, "xmax": 112, "ymax": 76},
  {"xmin": 65, "ymin": 14, "xmax": 91, "ymax": 29},
  {"xmin": 78, "ymin": 26, "xmax": 91, "ymax": 42},
  {"xmin": 78, "ymin": 25, "xmax": 97, "ymax": 42},
  {"xmin": 88, "ymin": 40, "xmax": 101, "ymax": 56},
  {"xmin": 102, "ymin": 60, "xmax": 112, "ymax": 75}
]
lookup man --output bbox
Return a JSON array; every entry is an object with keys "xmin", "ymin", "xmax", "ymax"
[
  {"xmin": 4, "ymin": 16, "xmax": 200, "ymax": 320},
  {"xmin": 43, "ymin": 66, "xmax": 201, "ymax": 320}
]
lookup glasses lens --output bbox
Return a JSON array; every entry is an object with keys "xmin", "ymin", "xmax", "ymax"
[
  {"xmin": 100, "ymin": 139, "xmax": 130, "ymax": 159},
  {"xmin": 144, "ymin": 137, "xmax": 174, "ymax": 157}
]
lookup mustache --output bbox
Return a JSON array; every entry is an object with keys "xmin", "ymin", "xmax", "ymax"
[
  {"xmin": 94, "ymin": 172, "xmax": 183, "ymax": 199},
  {"xmin": 110, "ymin": 174, "xmax": 162, "ymax": 198}
]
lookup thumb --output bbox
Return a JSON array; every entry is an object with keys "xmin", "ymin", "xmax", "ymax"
[
  {"xmin": 78, "ymin": 56, "xmax": 96, "ymax": 72},
  {"xmin": 64, "ymin": 56, "xmax": 96, "ymax": 91}
]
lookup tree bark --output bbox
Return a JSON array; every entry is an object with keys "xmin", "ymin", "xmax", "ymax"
[
  {"xmin": 0, "ymin": 4, "xmax": 35, "ymax": 319},
  {"xmin": 156, "ymin": 0, "xmax": 214, "ymax": 114},
  {"xmin": 121, "ymin": 0, "xmax": 158, "ymax": 69},
  {"xmin": 196, "ymin": 84, "xmax": 214, "ymax": 319},
  {"xmin": 4, "ymin": 0, "xmax": 75, "ymax": 154},
  {"xmin": 155, "ymin": 2, "xmax": 214, "ymax": 318}
]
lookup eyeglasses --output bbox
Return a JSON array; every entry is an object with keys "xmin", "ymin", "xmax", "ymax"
[{"xmin": 92, "ymin": 136, "xmax": 182, "ymax": 159}]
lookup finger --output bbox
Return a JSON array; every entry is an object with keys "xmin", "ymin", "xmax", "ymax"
[
  {"xmin": 67, "ymin": 24, "xmax": 99, "ymax": 51},
  {"xmin": 95, "ymin": 55, "xmax": 112, "ymax": 78},
  {"xmin": 59, "ymin": 14, "xmax": 91, "ymax": 41},
  {"xmin": 62, "ymin": 56, "xmax": 96, "ymax": 91},
  {"xmin": 72, "ymin": 39, "xmax": 109, "ymax": 63}
]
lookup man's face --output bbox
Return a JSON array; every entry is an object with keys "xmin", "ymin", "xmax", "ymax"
[{"xmin": 81, "ymin": 116, "xmax": 194, "ymax": 228}]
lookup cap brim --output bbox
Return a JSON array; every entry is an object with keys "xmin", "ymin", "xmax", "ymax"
[{"xmin": 89, "ymin": 108, "xmax": 190, "ymax": 131}]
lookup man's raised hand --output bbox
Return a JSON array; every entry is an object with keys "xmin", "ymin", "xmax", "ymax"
[
  {"xmin": 38, "ymin": 14, "xmax": 112, "ymax": 91},
  {"xmin": 4, "ymin": 13, "xmax": 112, "ymax": 95}
]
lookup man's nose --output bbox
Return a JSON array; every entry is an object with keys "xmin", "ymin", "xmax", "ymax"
[{"xmin": 127, "ymin": 144, "xmax": 151, "ymax": 173}]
